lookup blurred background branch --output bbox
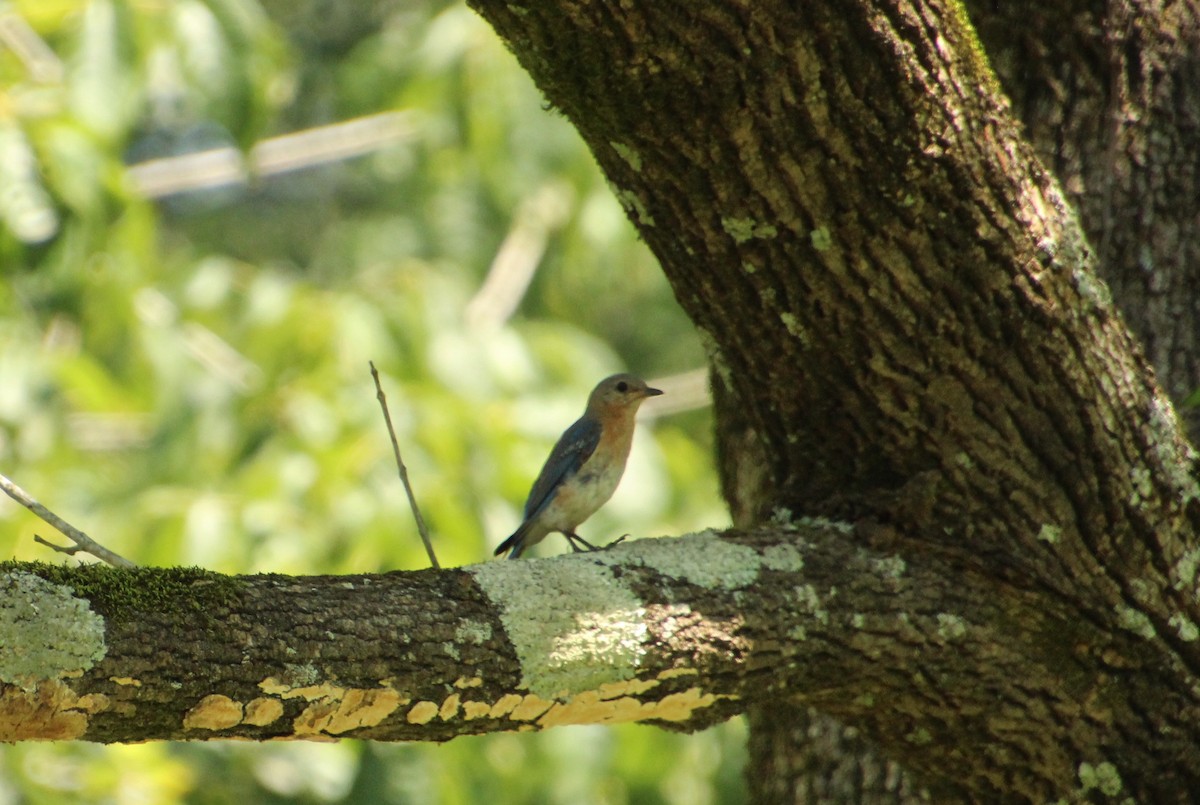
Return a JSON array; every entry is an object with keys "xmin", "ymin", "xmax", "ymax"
[
  {"xmin": 125, "ymin": 112, "xmax": 419, "ymax": 198},
  {"xmin": 0, "ymin": 7, "xmax": 62, "ymax": 83}
]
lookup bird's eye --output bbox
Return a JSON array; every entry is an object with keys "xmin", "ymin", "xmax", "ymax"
[{"xmin": 616, "ymin": 381, "xmax": 629, "ymax": 393}]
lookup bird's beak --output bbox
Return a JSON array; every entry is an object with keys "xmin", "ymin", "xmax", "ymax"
[{"xmin": 645, "ymin": 386, "xmax": 664, "ymax": 397}]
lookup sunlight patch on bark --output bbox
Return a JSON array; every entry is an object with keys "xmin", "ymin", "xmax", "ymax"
[{"xmin": 471, "ymin": 558, "xmax": 648, "ymax": 698}]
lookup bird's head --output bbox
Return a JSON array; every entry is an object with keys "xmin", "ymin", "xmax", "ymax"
[{"xmin": 586, "ymin": 373, "xmax": 663, "ymax": 415}]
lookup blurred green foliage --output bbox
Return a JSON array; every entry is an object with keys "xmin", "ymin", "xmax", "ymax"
[{"xmin": 0, "ymin": 0, "xmax": 739, "ymax": 802}]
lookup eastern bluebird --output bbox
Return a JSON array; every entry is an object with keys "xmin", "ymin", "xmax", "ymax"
[{"xmin": 494, "ymin": 373, "xmax": 663, "ymax": 559}]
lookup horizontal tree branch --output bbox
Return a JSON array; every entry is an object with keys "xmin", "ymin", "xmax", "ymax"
[{"xmin": 2, "ymin": 523, "xmax": 1194, "ymax": 797}]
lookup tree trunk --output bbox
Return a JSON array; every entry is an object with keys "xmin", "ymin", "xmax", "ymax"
[
  {"xmin": 965, "ymin": 0, "xmax": 1200, "ymax": 440},
  {"xmin": 740, "ymin": 0, "xmax": 1200, "ymax": 795},
  {"xmin": 747, "ymin": 705, "xmax": 928, "ymax": 804}
]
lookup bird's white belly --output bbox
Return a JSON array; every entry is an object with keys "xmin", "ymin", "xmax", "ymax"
[{"xmin": 542, "ymin": 460, "xmax": 624, "ymax": 531}]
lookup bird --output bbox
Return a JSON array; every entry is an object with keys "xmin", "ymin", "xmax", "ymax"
[{"xmin": 494, "ymin": 373, "xmax": 663, "ymax": 559}]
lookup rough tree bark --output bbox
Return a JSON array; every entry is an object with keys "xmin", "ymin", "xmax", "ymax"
[
  {"xmin": 748, "ymin": 0, "xmax": 1200, "ymax": 797},
  {"xmin": 4, "ymin": 0, "xmax": 1200, "ymax": 802},
  {"xmin": 964, "ymin": 0, "xmax": 1200, "ymax": 441}
]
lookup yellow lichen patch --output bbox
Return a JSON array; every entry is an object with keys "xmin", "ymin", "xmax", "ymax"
[
  {"xmin": 439, "ymin": 693, "xmax": 461, "ymax": 720},
  {"xmin": 534, "ymin": 686, "xmax": 731, "ymax": 728},
  {"xmin": 109, "ymin": 676, "xmax": 142, "ymax": 687},
  {"xmin": 462, "ymin": 701, "xmax": 492, "ymax": 720},
  {"xmin": 243, "ymin": 697, "xmax": 284, "ymax": 726},
  {"xmin": 0, "ymin": 680, "xmax": 93, "ymax": 740},
  {"xmin": 258, "ymin": 677, "xmax": 347, "ymax": 702},
  {"xmin": 407, "ymin": 700, "xmax": 438, "ymax": 724},
  {"xmin": 183, "ymin": 694, "xmax": 244, "ymax": 731},
  {"xmin": 259, "ymin": 675, "xmax": 415, "ymax": 735},
  {"xmin": 293, "ymin": 687, "xmax": 405, "ymax": 736},
  {"xmin": 258, "ymin": 677, "xmax": 291, "ymax": 696},
  {"xmin": 597, "ymin": 677, "xmax": 659, "ymax": 699},
  {"xmin": 488, "ymin": 693, "xmax": 523, "ymax": 718},
  {"xmin": 286, "ymin": 684, "xmax": 346, "ymax": 701},
  {"xmin": 538, "ymin": 692, "xmax": 646, "ymax": 728},
  {"xmin": 656, "ymin": 667, "xmax": 698, "ymax": 680},
  {"xmin": 650, "ymin": 687, "xmax": 730, "ymax": 721},
  {"xmin": 453, "ymin": 676, "xmax": 483, "ymax": 689},
  {"xmin": 292, "ymin": 702, "xmax": 338, "ymax": 735},
  {"xmin": 509, "ymin": 694, "xmax": 554, "ymax": 721},
  {"xmin": 74, "ymin": 693, "xmax": 110, "ymax": 714}
]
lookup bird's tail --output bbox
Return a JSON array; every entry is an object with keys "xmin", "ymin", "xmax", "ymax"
[{"xmin": 493, "ymin": 522, "xmax": 530, "ymax": 559}]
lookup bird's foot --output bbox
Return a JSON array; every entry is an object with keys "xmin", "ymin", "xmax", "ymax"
[{"xmin": 564, "ymin": 532, "xmax": 601, "ymax": 552}]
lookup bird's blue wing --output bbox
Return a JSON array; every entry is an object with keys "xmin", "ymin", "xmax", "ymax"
[{"xmin": 522, "ymin": 416, "xmax": 601, "ymax": 521}]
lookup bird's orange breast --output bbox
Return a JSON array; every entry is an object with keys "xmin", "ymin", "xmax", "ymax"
[{"xmin": 538, "ymin": 421, "xmax": 634, "ymax": 531}]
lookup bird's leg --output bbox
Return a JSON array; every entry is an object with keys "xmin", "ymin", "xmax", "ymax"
[
  {"xmin": 564, "ymin": 532, "xmax": 600, "ymax": 552},
  {"xmin": 603, "ymin": 535, "xmax": 628, "ymax": 549}
]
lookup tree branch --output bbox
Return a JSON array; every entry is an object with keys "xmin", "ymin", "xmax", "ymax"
[
  {"xmin": 1, "ymin": 524, "xmax": 1193, "ymax": 798},
  {"xmin": 0, "ymin": 472, "xmax": 136, "ymax": 568}
]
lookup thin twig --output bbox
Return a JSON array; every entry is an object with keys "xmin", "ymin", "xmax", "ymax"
[
  {"xmin": 0, "ymin": 472, "xmax": 136, "ymax": 568},
  {"xmin": 369, "ymin": 362, "xmax": 440, "ymax": 569}
]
